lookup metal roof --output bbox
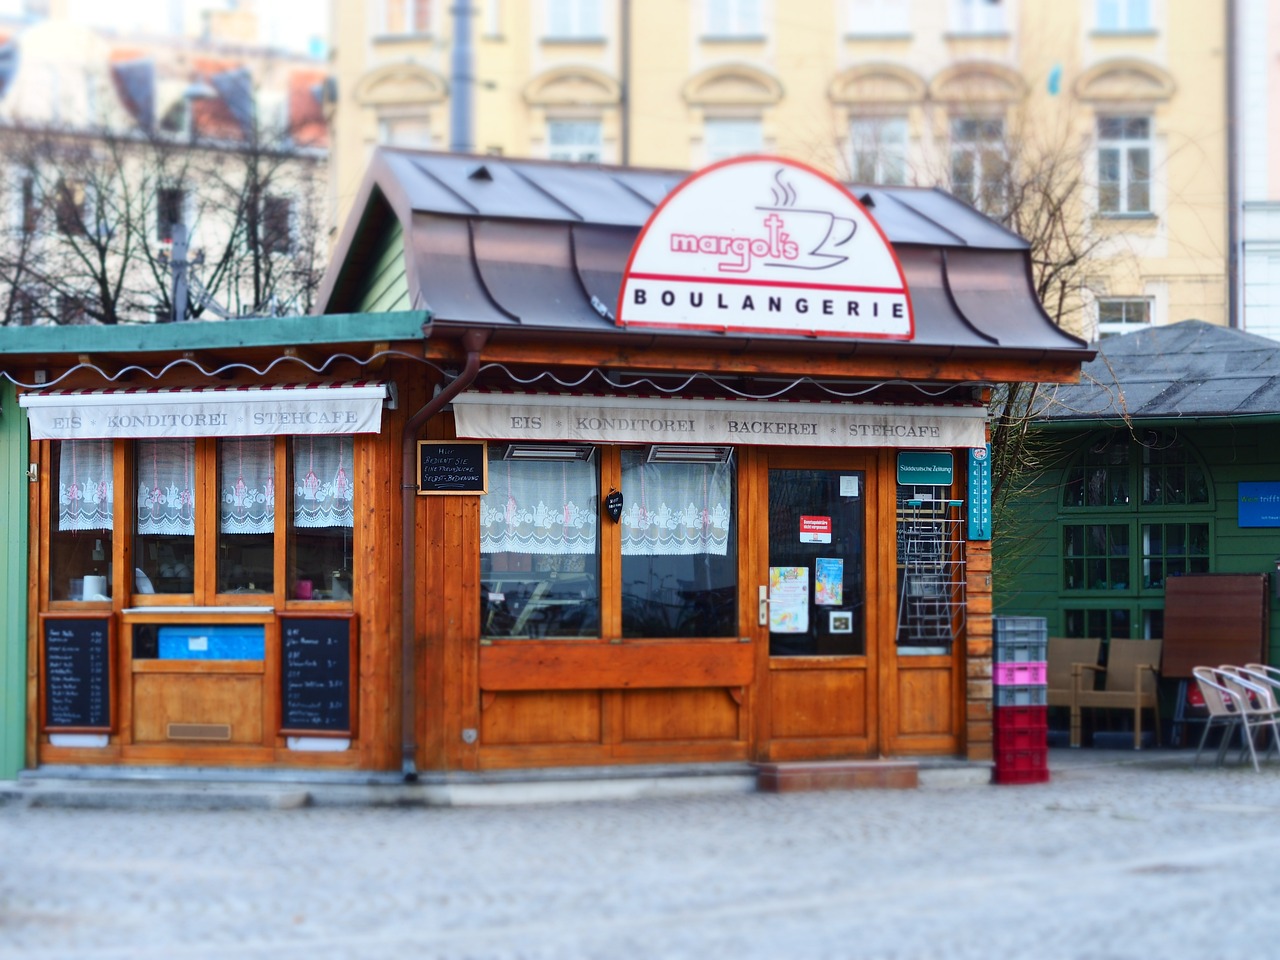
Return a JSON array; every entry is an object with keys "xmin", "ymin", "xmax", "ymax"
[
  {"xmin": 1036, "ymin": 320, "xmax": 1280, "ymax": 422},
  {"xmin": 318, "ymin": 148, "xmax": 1090, "ymax": 362}
]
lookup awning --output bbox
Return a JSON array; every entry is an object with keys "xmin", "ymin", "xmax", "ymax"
[
  {"xmin": 452, "ymin": 392, "xmax": 986, "ymax": 449},
  {"xmin": 20, "ymin": 382, "xmax": 389, "ymax": 440}
]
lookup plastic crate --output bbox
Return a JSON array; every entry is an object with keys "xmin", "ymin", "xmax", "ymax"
[
  {"xmin": 992, "ymin": 616, "xmax": 1048, "ymax": 644},
  {"xmin": 993, "ymin": 766, "xmax": 1051, "ymax": 785},
  {"xmin": 993, "ymin": 661, "xmax": 1048, "ymax": 686},
  {"xmin": 995, "ymin": 724, "xmax": 1048, "ymax": 752},
  {"xmin": 994, "ymin": 684, "xmax": 1048, "ymax": 707},
  {"xmin": 994, "ymin": 636, "xmax": 1048, "ymax": 663},
  {"xmin": 995, "ymin": 706, "xmax": 1047, "ymax": 731},
  {"xmin": 995, "ymin": 746, "xmax": 1048, "ymax": 771}
]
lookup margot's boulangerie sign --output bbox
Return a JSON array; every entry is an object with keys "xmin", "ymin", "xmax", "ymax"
[{"xmin": 617, "ymin": 156, "xmax": 914, "ymax": 339}]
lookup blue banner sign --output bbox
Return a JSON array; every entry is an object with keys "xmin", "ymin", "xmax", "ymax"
[
  {"xmin": 1238, "ymin": 482, "xmax": 1280, "ymax": 527},
  {"xmin": 967, "ymin": 445, "xmax": 992, "ymax": 541}
]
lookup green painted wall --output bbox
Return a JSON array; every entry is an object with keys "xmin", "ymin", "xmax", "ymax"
[
  {"xmin": 1, "ymin": 381, "xmax": 28, "ymax": 779},
  {"xmin": 995, "ymin": 423, "xmax": 1280, "ymax": 661},
  {"xmin": 355, "ymin": 221, "xmax": 410, "ymax": 314}
]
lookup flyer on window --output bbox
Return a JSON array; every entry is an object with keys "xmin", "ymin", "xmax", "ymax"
[
  {"xmin": 815, "ymin": 558, "xmax": 843, "ymax": 606},
  {"xmin": 768, "ymin": 566, "xmax": 809, "ymax": 633}
]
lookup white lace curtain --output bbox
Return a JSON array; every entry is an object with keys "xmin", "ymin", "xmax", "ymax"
[
  {"xmin": 293, "ymin": 436, "xmax": 354, "ymax": 529},
  {"xmin": 219, "ymin": 438, "xmax": 275, "ymax": 535},
  {"xmin": 620, "ymin": 457, "xmax": 732, "ymax": 557},
  {"xmin": 136, "ymin": 439, "xmax": 196, "ymax": 536},
  {"xmin": 480, "ymin": 456, "xmax": 598, "ymax": 556},
  {"xmin": 58, "ymin": 439, "xmax": 114, "ymax": 532}
]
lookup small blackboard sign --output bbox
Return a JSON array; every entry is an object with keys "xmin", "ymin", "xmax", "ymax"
[
  {"xmin": 41, "ymin": 614, "xmax": 115, "ymax": 732},
  {"xmin": 279, "ymin": 613, "xmax": 357, "ymax": 737},
  {"xmin": 417, "ymin": 440, "xmax": 488, "ymax": 495}
]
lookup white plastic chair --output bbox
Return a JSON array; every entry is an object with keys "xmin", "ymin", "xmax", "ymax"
[
  {"xmin": 1216, "ymin": 666, "xmax": 1280, "ymax": 771},
  {"xmin": 1192, "ymin": 667, "xmax": 1244, "ymax": 768}
]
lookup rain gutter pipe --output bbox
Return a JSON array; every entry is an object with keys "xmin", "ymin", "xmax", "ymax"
[{"xmin": 401, "ymin": 328, "xmax": 489, "ymax": 780}]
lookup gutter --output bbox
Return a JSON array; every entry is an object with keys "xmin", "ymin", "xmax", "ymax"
[
  {"xmin": 400, "ymin": 328, "xmax": 490, "ymax": 781},
  {"xmin": 1036, "ymin": 412, "xmax": 1280, "ymax": 430}
]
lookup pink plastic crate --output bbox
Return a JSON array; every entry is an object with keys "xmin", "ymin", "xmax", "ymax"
[{"xmin": 993, "ymin": 661, "xmax": 1047, "ymax": 686}]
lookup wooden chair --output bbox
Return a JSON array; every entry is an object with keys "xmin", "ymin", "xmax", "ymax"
[
  {"xmin": 1073, "ymin": 638, "xmax": 1163, "ymax": 750},
  {"xmin": 1046, "ymin": 637, "xmax": 1101, "ymax": 747}
]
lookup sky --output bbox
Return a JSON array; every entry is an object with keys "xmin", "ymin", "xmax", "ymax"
[{"xmin": 0, "ymin": 0, "xmax": 330, "ymax": 56}]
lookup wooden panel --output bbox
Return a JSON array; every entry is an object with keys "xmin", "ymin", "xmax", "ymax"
[
  {"xmin": 479, "ymin": 690, "xmax": 602, "ymax": 746},
  {"xmin": 1162, "ymin": 574, "xmax": 1268, "ymax": 679},
  {"xmin": 132, "ymin": 674, "xmax": 263, "ymax": 744},
  {"xmin": 896, "ymin": 665, "xmax": 953, "ymax": 736},
  {"xmin": 620, "ymin": 688, "xmax": 741, "ymax": 742},
  {"xmin": 769, "ymin": 668, "xmax": 866, "ymax": 739},
  {"xmin": 480, "ymin": 641, "xmax": 754, "ymax": 691}
]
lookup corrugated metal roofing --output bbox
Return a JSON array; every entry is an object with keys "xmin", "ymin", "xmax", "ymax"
[
  {"xmin": 318, "ymin": 148, "xmax": 1089, "ymax": 361},
  {"xmin": 1037, "ymin": 321, "xmax": 1280, "ymax": 421}
]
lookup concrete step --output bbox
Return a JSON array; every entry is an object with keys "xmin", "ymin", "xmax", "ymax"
[{"xmin": 756, "ymin": 760, "xmax": 920, "ymax": 793}]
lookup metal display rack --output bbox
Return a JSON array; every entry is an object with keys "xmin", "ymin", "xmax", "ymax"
[{"xmin": 896, "ymin": 490, "xmax": 966, "ymax": 650}]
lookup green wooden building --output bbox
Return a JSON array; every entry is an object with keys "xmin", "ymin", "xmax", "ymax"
[{"xmin": 995, "ymin": 320, "xmax": 1280, "ymax": 663}]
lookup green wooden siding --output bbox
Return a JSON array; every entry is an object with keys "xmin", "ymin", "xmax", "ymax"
[
  {"xmin": 1, "ymin": 381, "xmax": 28, "ymax": 779},
  {"xmin": 355, "ymin": 221, "xmax": 410, "ymax": 314},
  {"xmin": 995, "ymin": 424, "xmax": 1280, "ymax": 662}
]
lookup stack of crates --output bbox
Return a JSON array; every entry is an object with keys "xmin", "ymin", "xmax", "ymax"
[{"xmin": 992, "ymin": 616, "xmax": 1050, "ymax": 784}]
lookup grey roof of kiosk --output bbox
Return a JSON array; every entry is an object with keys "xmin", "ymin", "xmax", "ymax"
[
  {"xmin": 1035, "ymin": 320, "xmax": 1280, "ymax": 423},
  {"xmin": 318, "ymin": 149, "xmax": 1090, "ymax": 361}
]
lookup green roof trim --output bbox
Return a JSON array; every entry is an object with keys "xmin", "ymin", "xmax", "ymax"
[{"xmin": 0, "ymin": 310, "xmax": 431, "ymax": 357}]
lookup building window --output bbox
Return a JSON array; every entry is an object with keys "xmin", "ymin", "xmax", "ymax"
[
  {"xmin": 377, "ymin": 111, "xmax": 434, "ymax": 149},
  {"xmin": 949, "ymin": 0, "xmax": 1004, "ymax": 34},
  {"xmin": 381, "ymin": 0, "xmax": 431, "ymax": 34},
  {"xmin": 58, "ymin": 295, "xmax": 86, "ymax": 325},
  {"xmin": 1097, "ymin": 116, "xmax": 1151, "ymax": 215},
  {"xmin": 10, "ymin": 173, "xmax": 36, "ymax": 235},
  {"xmin": 156, "ymin": 186, "xmax": 186, "ymax": 243},
  {"xmin": 1141, "ymin": 522, "xmax": 1209, "ymax": 589},
  {"xmin": 217, "ymin": 437, "xmax": 275, "ymax": 594},
  {"xmin": 290, "ymin": 436, "xmax": 355, "ymax": 602},
  {"xmin": 1063, "ymin": 523, "xmax": 1130, "ymax": 591},
  {"xmin": 50, "ymin": 439, "xmax": 115, "ymax": 602},
  {"xmin": 848, "ymin": 0, "xmax": 910, "ymax": 35},
  {"xmin": 850, "ymin": 116, "xmax": 907, "ymax": 185},
  {"xmin": 706, "ymin": 0, "xmax": 762, "ymax": 36},
  {"xmin": 546, "ymin": 0, "xmax": 602, "ymax": 38},
  {"xmin": 949, "ymin": 117, "xmax": 1006, "ymax": 214},
  {"xmin": 1096, "ymin": 0, "xmax": 1150, "ymax": 32},
  {"xmin": 704, "ymin": 117, "xmax": 763, "ymax": 164},
  {"xmin": 547, "ymin": 119, "xmax": 602, "ymax": 163},
  {"xmin": 262, "ymin": 196, "xmax": 293, "ymax": 254},
  {"xmin": 1097, "ymin": 297, "xmax": 1151, "ymax": 332},
  {"xmin": 54, "ymin": 179, "xmax": 86, "ymax": 236}
]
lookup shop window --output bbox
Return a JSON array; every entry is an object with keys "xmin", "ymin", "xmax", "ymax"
[
  {"xmin": 50, "ymin": 439, "xmax": 115, "ymax": 602},
  {"xmin": 217, "ymin": 437, "xmax": 275, "ymax": 595},
  {"xmin": 850, "ymin": 116, "xmax": 907, "ymax": 185},
  {"xmin": 949, "ymin": 117, "xmax": 1006, "ymax": 215},
  {"xmin": 619, "ymin": 448, "xmax": 736, "ymax": 638},
  {"xmin": 480, "ymin": 444, "xmax": 600, "ymax": 639},
  {"xmin": 1097, "ymin": 116, "xmax": 1151, "ymax": 215},
  {"xmin": 1096, "ymin": 0, "xmax": 1150, "ymax": 32},
  {"xmin": 135, "ymin": 439, "xmax": 197, "ymax": 596},
  {"xmin": 289, "ymin": 436, "xmax": 355, "ymax": 601},
  {"xmin": 547, "ymin": 119, "xmax": 602, "ymax": 163}
]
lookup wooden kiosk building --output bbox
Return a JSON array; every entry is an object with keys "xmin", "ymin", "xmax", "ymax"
[{"xmin": 6, "ymin": 153, "xmax": 1091, "ymax": 779}]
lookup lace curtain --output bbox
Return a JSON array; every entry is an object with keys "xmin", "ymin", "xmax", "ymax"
[
  {"xmin": 136, "ymin": 439, "xmax": 196, "ymax": 536},
  {"xmin": 219, "ymin": 438, "xmax": 275, "ymax": 535},
  {"xmin": 293, "ymin": 436, "xmax": 354, "ymax": 529},
  {"xmin": 58, "ymin": 439, "xmax": 114, "ymax": 532},
  {"xmin": 480, "ymin": 456, "xmax": 598, "ymax": 556},
  {"xmin": 620, "ymin": 455, "xmax": 732, "ymax": 557}
]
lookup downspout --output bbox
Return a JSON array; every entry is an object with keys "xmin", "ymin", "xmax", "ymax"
[
  {"xmin": 619, "ymin": 0, "xmax": 631, "ymax": 165},
  {"xmin": 1227, "ymin": 0, "xmax": 1240, "ymax": 328},
  {"xmin": 400, "ymin": 327, "xmax": 489, "ymax": 780}
]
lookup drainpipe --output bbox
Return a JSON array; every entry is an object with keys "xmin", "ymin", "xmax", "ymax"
[
  {"xmin": 1226, "ymin": 0, "xmax": 1240, "ymax": 329},
  {"xmin": 400, "ymin": 328, "xmax": 489, "ymax": 780}
]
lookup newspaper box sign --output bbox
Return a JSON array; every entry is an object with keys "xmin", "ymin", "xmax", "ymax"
[{"xmin": 617, "ymin": 156, "xmax": 913, "ymax": 340}]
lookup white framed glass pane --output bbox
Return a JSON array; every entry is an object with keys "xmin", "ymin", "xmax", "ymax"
[
  {"xmin": 548, "ymin": 119, "xmax": 602, "ymax": 162},
  {"xmin": 704, "ymin": 118, "xmax": 762, "ymax": 163},
  {"xmin": 135, "ymin": 439, "xmax": 196, "ymax": 594},
  {"xmin": 289, "ymin": 436, "xmax": 355, "ymax": 602},
  {"xmin": 851, "ymin": 116, "xmax": 907, "ymax": 185},
  {"xmin": 218, "ymin": 437, "xmax": 275, "ymax": 594},
  {"xmin": 848, "ymin": 0, "xmax": 910, "ymax": 35}
]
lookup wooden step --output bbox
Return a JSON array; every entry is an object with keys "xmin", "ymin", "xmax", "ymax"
[{"xmin": 755, "ymin": 760, "xmax": 919, "ymax": 793}]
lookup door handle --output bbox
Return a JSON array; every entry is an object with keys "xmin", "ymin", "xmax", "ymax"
[{"xmin": 758, "ymin": 585, "xmax": 769, "ymax": 626}]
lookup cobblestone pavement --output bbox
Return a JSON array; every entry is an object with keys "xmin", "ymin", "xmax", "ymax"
[{"xmin": 2, "ymin": 751, "xmax": 1278, "ymax": 960}]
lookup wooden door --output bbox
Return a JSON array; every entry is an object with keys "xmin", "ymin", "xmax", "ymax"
[{"xmin": 755, "ymin": 449, "xmax": 881, "ymax": 760}]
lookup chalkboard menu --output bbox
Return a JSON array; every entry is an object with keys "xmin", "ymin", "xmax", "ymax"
[
  {"xmin": 42, "ymin": 614, "xmax": 114, "ymax": 732},
  {"xmin": 418, "ymin": 440, "xmax": 488, "ymax": 495},
  {"xmin": 279, "ymin": 614, "xmax": 357, "ymax": 736}
]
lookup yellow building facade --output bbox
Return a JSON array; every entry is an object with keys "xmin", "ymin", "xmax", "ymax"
[{"xmin": 328, "ymin": 0, "xmax": 1228, "ymax": 338}]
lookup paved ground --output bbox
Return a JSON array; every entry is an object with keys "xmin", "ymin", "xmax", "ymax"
[{"xmin": 1, "ymin": 748, "xmax": 1276, "ymax": 959}]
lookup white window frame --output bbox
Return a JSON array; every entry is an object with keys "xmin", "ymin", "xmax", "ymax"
[
  {"xmin": 850, "ymin": 116, "xmax": 908, "ymax": 185},
  {"xmin": 949, "ymin": 116, "xmax": 1006, "ymax": 214},
  {"xmin": 380, "ymin": 0, "xmax": 433, "ymax": 35},
  {"xmin": 706, "ymin": 0, "xmax": 763, "ymax": 37},
  {"xmin": 847, "ymin": 0, "xmax": 910, "ymax": 36},
  {"xmin": 1097, "ymin": 115, "xmax": 1152, "ymax": 216},
  {"xmin": 546, "ymin": 0, "xmax": 603, "ymax": 39},
  {"xmin": 377, "ymin": 108, "xmax": 436, "ymax": 149},
  {"xmin": 948, "ymin": 0, "xmax": 1005, "ymax": 34},
  {"xmin": 1096, "ymin": 0, "xmax": 1151, "ymax": 32},
  {"xmin": 547, "ymin": 118, "xmax": 603, "ymax": 163},
  {"xmin": 1096, "ymin": 297, "xmax": 1152, "ymax": 336},
  {"xmin": 703, "ymin": 117, "xmax": 763, "ymax": 165}
]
